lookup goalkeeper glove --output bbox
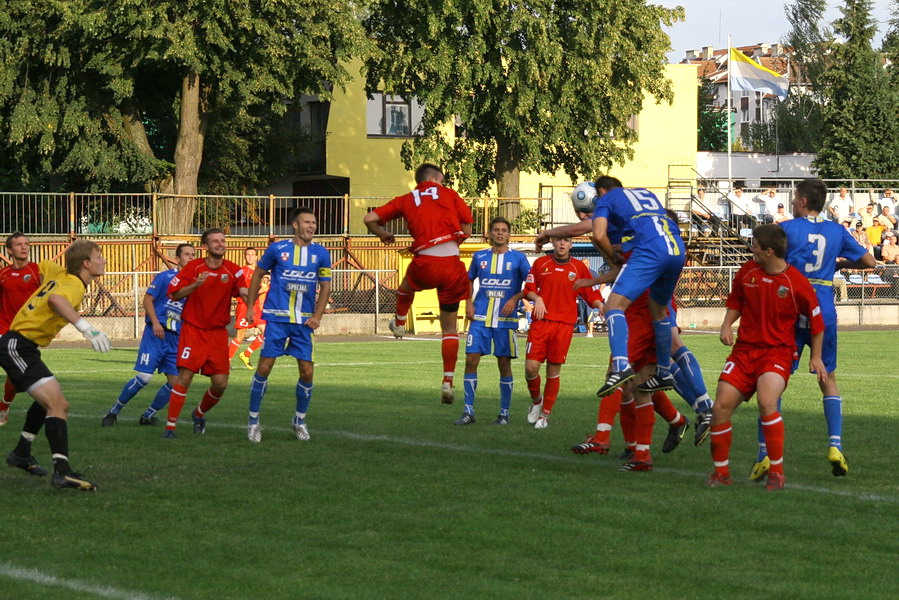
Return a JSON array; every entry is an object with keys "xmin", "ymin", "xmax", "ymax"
[{"xmin": 74, "ymin": 318, "xmax": 112, "ymax": 353}]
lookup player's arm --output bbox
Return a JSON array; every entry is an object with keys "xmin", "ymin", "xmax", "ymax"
[
  {"xmin": 169, "ymin": 271, "xmax": 207, "ymax": 301},
  {"xmin": 363, "ymin": 210, "xmax": 396, "ymax": 245},
  {"xmin": 808, "ymin": 330, "xmax": 827, "ymax": 383},
  {"xmin": 524, "ymin": 289, "xmax": 547, "ymax": 320},
  {"xmin": 500, "ymin": 290, "xmax": 524, "ymax": 316},
  {"xmin": 574, "ymin": 263, "xmax": 620, "ymax": 289},
  {"xmin": 48, "ymin": 293, "xmax": 111, "ymax": 352},
  {"xmin": 591, "ymin": 216, "xmax": 623, "ymax": 265},
  {"xmin": 244, "ymin": 266, "xmax": 268, "ymax": 324},
  {"xmin": 719, "ymin": 308, "xmax": 740, "ymax": 346},
  {"xmin": 466, "ymin": 280, "xmax": 476, "ymax": 320},
  {"xmin": 836, "ymin": 253, "xmax": 876, "ymax": 270},
  {"xmin": 535, "ymin": 218, "xmax": 592, "ymax": 249},
  {"xmin": 143, "ymin": 293, "xmax": 164, "ymax": 339},
  {"xmin": 305, "ymin": 280, "xmax": 331, "ymax": 330}
]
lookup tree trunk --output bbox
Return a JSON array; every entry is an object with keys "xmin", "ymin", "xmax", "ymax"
[
  {"xmin": 158, "ymin": 70, "xmax": 208, "ymax": 234},
  {"xmin": 494, "ymin": 137, "xmax": 521, "ymax": 222}
]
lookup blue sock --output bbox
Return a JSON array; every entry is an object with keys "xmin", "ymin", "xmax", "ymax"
[
  {"xmin": 673, "ymin": 346, "xmax": 709, "ymax": 398},
  {"xmin": 248, "ymin": 375, "xmax": 268, "ymax": 426},
  {"xmin": 295, "ymin": 380, "xmax": 313, "ymax": 424},
  {"xmin": 463, "ymin": 374, "xmax": 477, "ymax": 415},
  {"xmin": 670, "ymin": 361, "xmax": 696, "ymax": 408},
  {"xmin": 142, "ymin": 383, "xmax": 172, "ymax": 419},
  {"xmin": 652, "ymin": 318, "xmax": 672, "ymax": 374},
  {"xmin": 756, "ymin": 397, "xmax": 782, "ymax": 460},
  {"xmin": 822, "ymin": 395, "xmax": 842, "ymax": 450},
  {"xmin": 112, "ymin": 376, "xmax": 148, "ymax": 413},
  {"xmin": 606, "ymin": 310, "xmax": 629, "ymax": 371},
  {"xmin": 499, "ymin": 376, "xmax": 513, "ymax": 416}
]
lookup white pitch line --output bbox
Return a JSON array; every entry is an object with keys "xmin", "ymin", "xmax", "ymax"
[
  {"xmin": 0, "ymin": 563, "xmax": 179, "ymax": 600},
  {"xmin": 61, "ymin": 413, "xmax": 899, "ymax": 505}
]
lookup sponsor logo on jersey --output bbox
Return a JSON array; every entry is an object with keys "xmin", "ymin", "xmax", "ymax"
[
  {"xmin": 283, "ymin": 269, "xmax": 318, "ymax": 280},
  {"xmin": 777, "ymin": 285, "xmax": 788, "ymax": 298},
  {"xmin": 481, "ymin": 278, "xmax": 511, "ymax": 286}
]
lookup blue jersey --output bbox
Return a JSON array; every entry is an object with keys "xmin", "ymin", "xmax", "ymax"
[
  {"xmin": 146, "ymin": 269, "xmax": 185, "ymax": 333},
  {"xmin": 781, "ymin": 216, "xmax": 867, "ymax": 326},
  {"xmin": 593, "ymin": 187, "xmax": 683, "ymax": 256},
  {"xmin": 468, "ymin": 248, "xmax": 531, "ymax": 328},
  {"xmin": 258, "ymin": 240, "xmax": 332, "ymax": 324}
]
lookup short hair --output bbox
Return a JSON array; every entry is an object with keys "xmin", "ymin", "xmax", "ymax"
[
  {"xmin": 414, "ymin": 163, "xmax": 443, "ymax": 184},
  {"xmin": 175, "ymin": 243, "xmax": 194, "ymax": 258},
  {"xmin": 290, "ymin": 207, "xmax": 315, "ymax": 223},
  {"xmin": 200, "ymin": 228, "xmax": 225, "ymax": 246},
  {"xmin": 488, "ymin": 216, "xmax": 511, "ymax": 231},
  {"xmin": 753, "ymin": 224, "xmax": 787, "ymax": 258},
  {"xmin": 795, "ymin": 178, "xmax": 827, "ymax": 212},
  {"xmin": 65, "ymin": 239, "xmax": 100, "ymax": 275},
  {"xmin": 697, "ymin": 187, "xmax": 705, "ymax": 193},
  {"xmin": 244, "ymin": 246, "xmax": 256, "ymax": 253},
  {"xmin": 594, "ymin": 175, "xmax": 623, "ymax": 190},
  {"xmin": 5, "ymin": 231, "xmax": 27, "ymax": 251}
]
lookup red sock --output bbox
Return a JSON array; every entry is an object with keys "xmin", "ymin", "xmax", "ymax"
[
  {"xmin": 196, "ymin": 388, "xmax": 223, "ymax": 417},
  {"xmin": 395, "ymin": 289, "xmax": 414, "ymax": 322},
  {"xmin": 710, "ymin": 421, "xmax": 733, "ymax": 476},
  {"xmin": 228, "ymin": 339, "xmax": 241, "ymax": 360},
  {"xmin": 620, "ymin": 398, "xmax": 636, "ymax": 449},
  {"xmin": 245, "ymin": 336, "xmax": 264, "ymax": 356},
  {"xmin": 761, "ymin": 412, "xmax": 785, "ymax": 474},
  {"xmin": 634, "ymin": 398, "xmax": 655, "ymax": 461},
  {"xmin": 166, "ymin": 384, "xmax": 188, "ymax": 430},
  {"xmin": 441, "ymin": 334, "xmax": 459, "ymax": 375},
  {"xmin": 651, "ymin": 391, "xmax": 684, "ymax": 426},
  {"xmin": 2, "ymin": 378, "xmax": 15, "ymax": 406},
  {"xmin": 541, "ymin": 375, "xmax": 561, "ymax": 414},
  {"xmin": 526, "ymin": 375, "xmax": 542, "ymax": 401},
  {"xmin": 592, "ymin": 388, "xmax": 622, "ymax": 443}
]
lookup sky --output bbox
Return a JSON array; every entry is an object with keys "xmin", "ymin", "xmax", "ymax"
[{"xmin": 661, "ymin": 1, "xmax": 895, "ymax": 63}]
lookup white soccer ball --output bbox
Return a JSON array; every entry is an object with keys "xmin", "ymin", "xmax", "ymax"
[{"xmin": 571, "ymin": 181, "xmax": 597, "ymax": 214}]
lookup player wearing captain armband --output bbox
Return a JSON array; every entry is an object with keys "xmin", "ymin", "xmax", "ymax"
[{"xmin": 1, "ymin": 240, "xmax": 111, "ymax": 490}]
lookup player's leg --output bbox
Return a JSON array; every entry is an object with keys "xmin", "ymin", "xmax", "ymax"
[
  {"xmin": 192, "ymin": 372, "xmax": 228, "ymax": 434},
  {"xmin": 757, "ymin": 372, "xmax": 789, "ymax": 490},
  {"xmin": 706, "ymin": 379, "xmax": 744, "ymax": 487},
  {"xmin": 653, "ymin": 390, "xmax": 689, "ymax": 454},
  {"xmin": 228, "ymin": 327, "xmax": 247, "ymax": 360},
  {"xmin": 458, "ymin": 323, "xmax": 486, "ymax": 425},
  {"xmin": 534, "ymin": 362, "xmax": 562, "ymax": 429},
  {"xmin": 190, "ymin": 327, "xmax": 231, "ymax": 434},
  {"xmin": 524, "ymin": 358, "xmax": 543, "ymax": 424},
  {"xmin": 0, "ymin": 377, "xmax": 16, "ymax": 426},
  {"xmin": 239, "ymin": 325, "xmax": 266, "ymax": 369},
  {"xmin": 621, "ymin": 368, "xmax": 656, "ymax": 471},
  {"xmin": 438, "ymin": 307, "xmax": 460, "ymax": 404},
  {"xmin": 495, "ymin": 350, "xmax": 514, "ymax": 425},
  {"xmin": 389, "ymin": 276, "xmax": 415, "ymax": 339},
  {"xmin": 140, "ymin": 331, "xmax": 180, "ymax": 426},
  {"xmin": 7, "ymin": 399, "xmax": 48, "ymax": 476},
  {"xmin": 293, "ymin": 359, "xmax": 314, "ymax": 440},
  {"xmin": 164, "ymin": 367, "xmax": 195, "ymax": 437},
  {"xmin": 103, "ymin": 328, "xmax": 160, "ymax": 426},
  {"xmin": 103, "ymin": 371, "xmax": 153, "ymax": 427},
  {"xmin": 818, "ymin": 326, "xmax": 847, "ymax": 476},
  {"xmin": 598, "ymin": 290, "xmax": 636, "ymax": 396},
  {"xmin": 572, "ymin": 386, "xmax": 620, "ymax": 454}
]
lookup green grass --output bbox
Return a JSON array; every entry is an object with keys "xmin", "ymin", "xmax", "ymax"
[{"xmin": 1, "ymin": 331, "xmax": 898, "ymax": 599}]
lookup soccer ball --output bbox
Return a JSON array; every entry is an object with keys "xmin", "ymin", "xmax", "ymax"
[{"xmin": 571, "ymin": 181, "xmax": 597, "ymax": 214}]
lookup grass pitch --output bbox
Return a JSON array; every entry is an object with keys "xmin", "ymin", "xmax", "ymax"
[{"xmin": 1, "ymin": 331, "xmax": 898, "ymax": 600}]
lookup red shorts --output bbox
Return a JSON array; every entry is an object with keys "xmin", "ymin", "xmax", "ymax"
[
  {"xmin": 405, "ymin": 255, "xmax": 469, "ymax": 305},
  {"xmin": 234, "ymin": 302, "xmax": 265, "ymax": 330},
  {"xmin": 719, "ymin": 345, "xmax": 795, "ymax": 399},
  {"xmin": 177, "ymin": 322, "xmax": 231, "ymax": 376},
  {"xmin": 526, "ymin": 320, "xmax": 574, "ymax": 364}
]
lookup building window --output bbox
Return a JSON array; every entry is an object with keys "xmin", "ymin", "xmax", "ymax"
[{"xmin": 366, "ymin": 93, "xmax": 425, "ymax": 137}]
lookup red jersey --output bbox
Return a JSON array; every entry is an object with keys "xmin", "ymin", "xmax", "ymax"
[
  {"xmin": 0, "ymin": 261, "xmax": 40, "ymax": 333},
  {"xmin": 726, "ymin": 260, "xmax": 823, "ymax": 350},
  {"xmin": 524, "ymin": 255, "xmax": 602, "ymax": 325},
  {"xmin": 373, "ymin": 182, "xmax": 473, "ymax": 253},
  {"xmin": 169, "ymin": 258, "xmax": 244, "ymax": 329}
]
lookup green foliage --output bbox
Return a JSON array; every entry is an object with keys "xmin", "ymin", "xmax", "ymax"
[
  {"xmin": 697, "ymin": 78, "xmax": 727, "ymax": 151},
  {"xmin": 509, "ymin": 208, "xmax": 549, "ymax": 234},
  {"xmin": 363, "ymin": 0, "xmax": 684, "ymax": 196},
  {"xmin": 744, "ymin": 94, "xmax": 823, "ymax": 153}
]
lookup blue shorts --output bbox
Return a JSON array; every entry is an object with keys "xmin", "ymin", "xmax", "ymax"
[
  {"xmin": 466, "ymin": 321, "xmax": 518, "ymax": 358},
  {"xmin": 793, "ymin": 324, "xmax": 837, "ymax": 373},
  {"xmin": 261, "ymin": 321, "xmax": 314, "ymax": 362},
  {"xmin": 134, "ymin": 325, "xmax": 180, "ymax": 376},
  {"xmin": 612, "ymin": 249, "xmax": 685, "ymax": 306}
]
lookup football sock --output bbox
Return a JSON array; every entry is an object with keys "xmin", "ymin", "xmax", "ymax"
[
  {"xmin": 634, "ymin": 397, "xmax": 655, "ymax": 460},
  {"xmin": 13, "ymin": 401, "xmax": 46, "ymax": 457},
  {"xmin": 166, "ymin": 384, "xmax": 188, "ymax": 430},
  {"xmin": 651, "ymin": 391, "xmax": 683, "ymax": 425},
  {"xmin": 143, "ymin": 383, "xmax": 173, "ymax": 419},
  {"xmin": 755, "ymin": 396, "xmax": 781, "ymax": 460},
  {"xmin": 44, "ymin": 416, "xmax": 71, "ymax": 475},
  {"xmin": 441, "ymin": 334, "xmax": 459, "ymax": 375},
  {"xmin": 605, "ymin": 310, "xmax": 629, "ymax": 372},
  {"xmin": 541, "ymin": 374, "xmax": 561, "ymax": 415},
  {"xmin": 248, "ymin": 375, "xmax": 268, "ymax": 425},
  {"xmin": 2, "ymin": 377, "xmax": 15, "ymax": 405},
  {"xmin": 710, "ymin": 421, "xmax": 733, "ymax": 476},
  {"xmin": 112, "ymin": 372, "xmax": 152, "ymax": 414},
  {"xmin": 196, "ymin": 388, "xmax": 223, "ymax": 417},
  {"xmin": 498, "ymin": 376, "xmax": 513, "ymax": 416},
  {"xmin": 761, "ymin": 412, "xmax": 785, "ymax": 474},
  {"xmin": 673, "ymin": 346, "xmax": 709, "ymax": 399},
  {"xmin": 395, "ymin": 289, "xmax": 414, "ymax": 321},
  {"xmin": 13, "ymin": 431, "xmax": 36, "ymax": 458},
  {"xmin": 670, "ymin": 361, "xmax": 695, "ymax": 407},
  {"xmin": 463, "ymin": 374, "xmax": 477, "ymax": 414},
  {"xmin": 652, "ymin": 317, "xmax": 673, "ymax": 374},
  {"xmin": 822, "ymin": 395, "xmax": 843, "ymax": 450},
  {"xmin": 619, "ymin": 397, "xmax": 636, "ymax": 449},
  {"xmin": 295, "ymin": 380, "xmax": 313, "ymax": 421},
  {"xmin": 228, "ymin": 339, "xmax": 241, "ymax": 360},
  {"xmin": 244, "ymin": 335, "xmax": 264, "ymax": 357},
  {"xmin": 594, "ymin": 388, "xmax": 622, "ymax": 443},
  {"xmin": 526, "ymin": 374, "xmax": 541, "ymax": 401}
]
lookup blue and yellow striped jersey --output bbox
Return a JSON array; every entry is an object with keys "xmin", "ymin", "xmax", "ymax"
[{"xmin": 257, "ymin": 240, "xmax": 332, "ymax": 324}]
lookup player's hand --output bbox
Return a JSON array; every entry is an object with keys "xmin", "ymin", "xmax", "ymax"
[
  {"xmin": 379, "ymin": 232, "xmax": 396, "ymax": 245},
  {"xmin": 532, "ymin": 297, "xmax": 547, "ymax": 320},
  {"xmin": 573, "ymin": 278, "xmax": 595, "ymax": 290},
  {"xmin": 534, "ymin": 232, "xmax": 549, "ymax": 250},
  {"xmin": 75, "ymin": 319, "xmax": 111, "ymax": 353},
  {"xmin": 607, "ymin": 251, "xmax": 626, "ymax": 266},
  {"xmin": 809, "ymin": 358, "xmax": 828, "ymax": 383},
  {"xmin": 195, "ymin": 272, "xmax": 209, "ymax": 286},
  {"xmin": 305, "ymin": 316, "xmax": 321, "ymax": 330},
  {"xmin": 245, "ymin": 308, "xmax": 255, "ymax": 325},
  {"xmin": 500, "ymin": 298, "xmax": 517, "ymax": 316},
  {"xmin": 719, "ymin": 326, "xmax": 734, "ymax": 346},
  {"xmin": 152, "ymin": 322, "xmax": 165, "ymax": 339},
  {"xmin": 466, "ymin": 303, "xmax": 475, "ymax": 320}
]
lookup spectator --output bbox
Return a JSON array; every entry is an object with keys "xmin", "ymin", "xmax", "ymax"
[
  {"xmin": 828, "ymin": 187, "xmax": 856, "ymax": 224},
  {"xmin": 880, "ymin": 231, "xmax": 899, "ymax": 264},
  {"xmin": 875, "ymin": 205, "xmax": 898, "ymax": 231},
  {"xmin": 859, "ymin": 203, "xmax": 877, "ymax": 228},
  {"xmin": 753, "ymin": 189, "xmax": 777, "ymax": 223},
  {"xmin": 879, "ymin": 189, "xmax": 896, "ymax": 214},
  {"xmin": 833, "ymin": 273, "xmax": 848, "ymax": 303},
  {"xmin": 727, "ymin": 187, "xmax": 753, "ymax": 229},
  {"xmin": 692, "ymin": 187, "xmax": 724, "ymax": 234},
  {"xmin": 773, "ymin": 203, "xmax": 792, "ymax": 223},
  {"xmin": 866, "ymin": 221, "xmax": 885, "ymax": 247},
  {"xmin": 851, "ymin": 223, "xmax": 874, "ymax": 254}
]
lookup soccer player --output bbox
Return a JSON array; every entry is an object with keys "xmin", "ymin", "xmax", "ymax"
[
  {"xmin": 100, "ymin": 243, "xmax": 195, "ymax": 427},
  {"xmin": 244, "ymin": 208, "xmax": 331, "ymax": 442},
  {"xmin": 706, "ymin": 225, "xmax": 826, "ymax": 491},
  {"xmin": 753, "ymin": 178, "xmax": 874, "ymax": 479},
  {"xmin": 163, "ymin": 228, "xmax": 247, "ymax": 438},
  {"xmin": 0, "ymin": 232, "xmax": 41, "ymax": 426},
  {"xmin": 591, "ymin": 176, "xmax": 686, "ymax": 397},
  {"xmin": 228, "ymin": 247, "xmax": 266, "ymax": 369},
  {"xmin": 363, "ymin": 163, "xmax": 473, "ymax": 403},
  {"xmin": 1, "ymin": 240, "xmax": 111, "ymax": 490},
  {"xmin": 522, "ymin": 235, "xmax": 603, "ymax": 429},
  {"xmin": 456, "ymin": 217, "xmax": 530, "ymax": 425}
]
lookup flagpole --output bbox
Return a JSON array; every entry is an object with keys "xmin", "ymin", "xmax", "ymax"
[{"xmin": 727, "ymin": 34, "xmax": 732, "ymax": 190}]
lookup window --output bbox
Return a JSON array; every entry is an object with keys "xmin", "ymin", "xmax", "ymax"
[{"xmin": 366, "ymin": 93, "xmax": 425, "ymax": 137}]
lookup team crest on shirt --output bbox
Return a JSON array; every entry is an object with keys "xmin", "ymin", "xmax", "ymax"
[
  {"xmin": 777, "ymin": 285, "xmax": 788, "ymax": 298},
  {"xmin": 480, "ymin": 261, "xmax": 487, "ymax": 270},
  {"xmin": 221, "ymin": 274, "xmax": 229, "ymax": 283},
  {"xmin": 281, "ymin": 252, "xmax": 290, "ymax": 262},
  {"xmin": 568, "ymin": 272, "xmax": 576, "ymax": 281},
  {"xmin": 23, "ymin": 274, "xmax": 32, "ymax": 282}
]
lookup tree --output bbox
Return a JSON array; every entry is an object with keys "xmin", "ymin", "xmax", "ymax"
[
  {"xmin": 813, "ymin": 0, "xmax": 899, "ymax": 180},
  {"xmin": 362, "ymin": 0, "xmax": 683, "ymax": 216},
  {"xmin": 0, "ymin": 1, "xmax": 366, "ymax": 232},
  {"xmin": 697, "ymin": 78, "xmax": 727, "ymax": 151}
]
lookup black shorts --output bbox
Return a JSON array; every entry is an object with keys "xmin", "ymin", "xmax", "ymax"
[{"xmin": 0, "ymin": 331, "xmax": 54, "ymax": 393}]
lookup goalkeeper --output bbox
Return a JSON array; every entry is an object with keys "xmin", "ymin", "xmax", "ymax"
[{"xmin": 0, "ymin": 240, "xmax": 111, "ymax": 491}]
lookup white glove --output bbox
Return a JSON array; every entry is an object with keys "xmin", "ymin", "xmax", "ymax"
[{"xmin": 74, "ymin": 318, "xmax": 112, "ymax": 353}]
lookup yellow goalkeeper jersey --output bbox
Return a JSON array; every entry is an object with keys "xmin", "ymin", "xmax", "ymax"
[{"xmin": 10, "ymin": 261, "xmax": 87, "ymax": 347}]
